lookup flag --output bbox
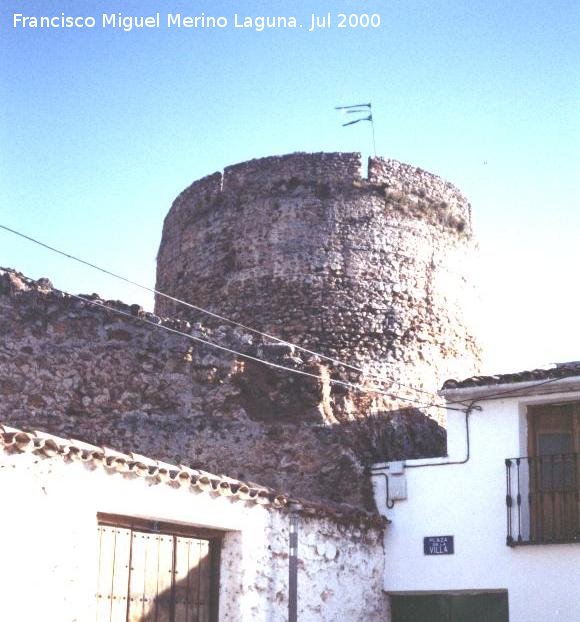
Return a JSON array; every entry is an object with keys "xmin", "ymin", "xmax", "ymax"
[{"xmin": 335, "ymin": 103, "xmax": 373, "ymax": 127}]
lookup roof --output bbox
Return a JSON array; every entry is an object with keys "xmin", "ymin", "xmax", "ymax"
[
  {"xmin": 0, "ymin": 424, "xmax": 385, "ymax": 529},
  {"xmin": 442, "ymin": 362, "xmax": 580, "ymax": 391}
]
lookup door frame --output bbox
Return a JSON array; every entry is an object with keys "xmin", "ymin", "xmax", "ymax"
[{"xmin": 97, "ymin": 512, "xmax": 223, "ymax": 622}]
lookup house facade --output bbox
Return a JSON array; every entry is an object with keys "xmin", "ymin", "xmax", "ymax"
[
  {"xmin": 372, "ymin": 364, "xmax": 580, "ymax": 622},
  {"xmin": 0, "ymin": 424, "xmax": 389, "ymax": 622}
]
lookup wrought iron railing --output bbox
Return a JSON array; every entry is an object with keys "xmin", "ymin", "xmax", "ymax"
[{"xmin": 505, "ymin": 453, "xmax": 579, "ymax": 546}]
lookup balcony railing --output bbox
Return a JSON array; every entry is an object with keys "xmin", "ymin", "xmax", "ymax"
[{"xmin": 505, "ymin": 453, "xmax": 579, "ymax": 546}]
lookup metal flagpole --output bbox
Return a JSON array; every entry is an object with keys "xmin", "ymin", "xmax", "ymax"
[{"xmin": 370, "ymin": 109, "xmax": 377, "ymax": 156}]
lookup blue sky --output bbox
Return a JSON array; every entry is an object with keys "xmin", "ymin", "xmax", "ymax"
[{"xmin": 1, "ymin": 0, "xmax": 579, "ymax": 374}]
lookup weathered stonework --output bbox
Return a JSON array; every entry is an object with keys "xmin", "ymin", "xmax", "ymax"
[
  {"xmin": 0, "ymin": 151, "xmax": 481, "ymax": 508},
  {"xmin": 0, "ymin": 267, "xmax": 444, "ymax": 508},
  {"xmin": 156, "ymin": 152, "xmax": 481, "ymax": 405}
]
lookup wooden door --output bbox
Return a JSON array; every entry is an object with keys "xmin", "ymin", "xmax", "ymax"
[
  {"xmin": 96, "ymin": 526, "xmax": 132, "ymax": 621},
  {"xmin": 173, "ymin": 537, "xmax": 211, "ymax": 622},
  {"xmin": 527, "ymin": 403, "xmax": 580, "ymax": 542},
  {"xmin": 95, "ymin": 517, "xmax": 219, "ymax": 622},
  {"xmin": 126, "ymin": 531, "xmax": 175, "ymax": 622}
]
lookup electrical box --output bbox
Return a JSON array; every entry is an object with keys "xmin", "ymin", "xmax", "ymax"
[{"xmin": 387, "ymin": 461, "xmax": 407, "ymax": 500}]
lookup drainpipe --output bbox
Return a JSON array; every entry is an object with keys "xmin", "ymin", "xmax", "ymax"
[
  {"xmin": 405, "ymin": 402, "xmax": 480, "ymax": 469},
  {"xmin": 370, "ymin": 402, "xmax": 481, "ymax": 511},
  {"xmin": 288, "ymin": 500, "xmax": 302, "ymax": 622}
]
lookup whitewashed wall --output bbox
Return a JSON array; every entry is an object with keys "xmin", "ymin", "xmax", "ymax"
[
  {"xmin": 372, "ymin": 389, "xmax": 580, "ymax": 622},
  {"xmin": 0, "ymin": 446, "xmax": 388, "ymax": 622}
]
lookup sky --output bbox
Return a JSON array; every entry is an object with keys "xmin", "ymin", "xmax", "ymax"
[{"xmin": 0, "ymin": 0, "xmax": 579, "ymax": 375}]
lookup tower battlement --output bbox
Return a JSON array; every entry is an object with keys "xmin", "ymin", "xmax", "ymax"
[{"xmin": 168, "ymin": 152, "xmax": 471, "ymax": 232}]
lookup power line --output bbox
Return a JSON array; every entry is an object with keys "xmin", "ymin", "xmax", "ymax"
[
  {"xmin": 0, "ymin": 223, "xmax": 441, "ymax": 400},
  {"xmin": 8, "ymin": 228, "xmax": 560, "ymax": 413},
  {"xmin": 3, "ymin": 233, "xmax": 566, "ymax": 414},
  {"xmin": 55, "ymin": 287, "xmax": 464, "ymax": 412}
]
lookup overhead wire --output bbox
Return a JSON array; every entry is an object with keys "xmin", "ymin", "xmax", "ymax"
[
  {"xmin": 2, "ymin": 224, "xmax": 566, "ymax": 412},
  {"xmin": 2, "ymin": 225, "xmax": 568, "ymax": 414},
  {"xmin": 0, "ymin": 223, "xmax": 441, "ymax": 400},
  {"xmin": 52, "ymin": 287, "xmax": 466, "ymax": 412}
]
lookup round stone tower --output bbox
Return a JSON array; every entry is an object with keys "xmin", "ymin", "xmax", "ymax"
[{"xmin": 156, "ymin": 152, "xmax": 481, "ymax": 403}]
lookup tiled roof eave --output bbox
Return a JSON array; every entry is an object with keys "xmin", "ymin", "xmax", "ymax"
[
  {"xmin": 0, "ymin": 424, "xmax": 385, "ymax": 530},
  {"xmin": 440, "ymin": 373, "xmax": 580, "ymax": 400},
  {"xmin": 0, "ymin": 426, "xmax": 286, "ymax": 504}
]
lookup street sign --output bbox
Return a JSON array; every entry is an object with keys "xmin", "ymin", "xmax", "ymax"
[{"xmin": 424, "ymin": 535, "xmax": 454, "ymax": 555}]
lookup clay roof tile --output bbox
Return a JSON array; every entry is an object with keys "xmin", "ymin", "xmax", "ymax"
[{"xmin": 0, "ymin": 423, "xmax": 385, "ymax": 528}]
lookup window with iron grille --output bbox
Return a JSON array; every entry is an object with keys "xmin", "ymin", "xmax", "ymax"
[
  {"xmin": 506, "ymin": 402, "xmax": 580, "ymax": 545},
  {"xmin": 96, "ymin": 514, "xmax": 221, "ymax": 622}
]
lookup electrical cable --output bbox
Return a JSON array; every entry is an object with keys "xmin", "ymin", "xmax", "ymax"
[
  {"xmin": 0, "ymin": 223, "xmax": 442, "ymax": 400},
  {"xmin": 403, "ymin": 375, "xmax": 577, "ymax": 468},
  {"xmin": 45, "ymin": 285, "xmax": 466, "ymax": 412},
  {"xmin": 2, "ymin": 225, "xmax": 568, "ymax": 412}
]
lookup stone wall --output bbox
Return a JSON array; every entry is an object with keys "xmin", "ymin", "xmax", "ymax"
[
  {"xmin": 221, "ymin": 510, "xmax": 389, "ymax": 622},
  {"xmin": 156, "ymin": 152, "xmax": 482, "ymax": 405},
  {"xmin": 0, "ymin": 267, "xmax": 445, "ymax": 508}
]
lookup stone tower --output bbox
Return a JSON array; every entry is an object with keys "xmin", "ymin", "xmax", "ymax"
[{"xmin": 156, "ymin": 152, "xmax": 481, "ymax": 407}]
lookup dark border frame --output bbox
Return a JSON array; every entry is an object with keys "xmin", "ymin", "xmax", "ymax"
[{"xmin": 97, "ymin": 512, "xmax": 223, "ymax": 622}]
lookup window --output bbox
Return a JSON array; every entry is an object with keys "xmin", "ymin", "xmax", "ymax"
[
  {"xmin": 96, "ymin": 514, "xmax": 221, "ymax": 622},
  {"xmin": 527, "ymin": 403, "xmax": 579, "ymax": 542}
]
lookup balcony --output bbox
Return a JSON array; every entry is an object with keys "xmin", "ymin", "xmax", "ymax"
[{"xmin": 505, "ymin": 453, "xmax": 579, "ymax": 546}]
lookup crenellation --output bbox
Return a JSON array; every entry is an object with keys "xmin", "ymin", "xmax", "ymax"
[
  {"xmin": 223, "ymin": 152, "xmax": 362, "ymax": 194},
  {"xmin": 173, "ymin": 171, "xmax": 224, "ymax": 209},
  {"xmin": 369, "ymin": 156, "xmax": 472, "ymax": 232}
]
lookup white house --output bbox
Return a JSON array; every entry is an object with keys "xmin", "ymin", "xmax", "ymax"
[
  {"xmin": 0, "ymin": 424, "xmax": 389, "ymax": 622},
  {"xmin": 372, "ymin": 363, "xmax": 580, "ymax": 622}
]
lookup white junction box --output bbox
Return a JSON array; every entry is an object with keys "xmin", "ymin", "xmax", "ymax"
[{"xmin": 387, "ymin": 461, "xmax": 407, "ymax": 500}]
